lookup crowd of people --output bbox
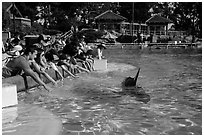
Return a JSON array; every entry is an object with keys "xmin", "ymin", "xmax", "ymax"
[{"xmin": 2, "ymin": 32, "xmax": 105, "ymax": 92}]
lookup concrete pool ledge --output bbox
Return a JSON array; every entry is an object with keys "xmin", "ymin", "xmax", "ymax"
[
  {"xmin": 2, "ymin": 67, "xmax": 68, "ymax": 92},
  {"xmin": 2, "ymin": 68, "xmax": 66, "ymax": 135},
  {"xmin": 2, "ymin": 83, "xmax": 18, "ymax": 108}
]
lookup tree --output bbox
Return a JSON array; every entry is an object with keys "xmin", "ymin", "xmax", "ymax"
[
  {"xmin": 8, "ymin": 2, "xmax": 202, "ymax": 39},
  {"xmin": 148, "ymin": 2, "xmax": 202, "ymax": 38},
  {"xmin": 173, "ymin": 2, "xmax": 202, "ymax": 38},
  {"xmin": 15, "ymin": 2, "xmax": 39, "ymax": 23},
  {"xmin": 118, "ymin": 2, "xmax": 153, "ymax": 23},
  {"xmin": 2, "ymin": 9, "xmax": 11, "ymax": 31}
]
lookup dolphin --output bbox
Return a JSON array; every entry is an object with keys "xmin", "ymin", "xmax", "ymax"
[
  {"xmin": 122, "ymin": 68, "xmax": 140, "ymax": 87},
  {"xmin": 121, "ymin": 68, "xmax": 150, "ymax": 103}
]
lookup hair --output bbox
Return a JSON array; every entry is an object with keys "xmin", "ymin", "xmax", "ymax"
[
  {"xmin": 24, "ymin": 47, "xmax": 37, "ymax": 55},
  {"xmin": 38, "ymin": 34, "xmax": 44, "ymax": 42},
  {"xmin": 45, "ymin": 50, "xmax": 55, "ymax": 62},
  {"xmin": 11, "ymin": 38, "xmax": 20, "ymax": 45},
  {"xmin": 36, "ymin": 48, "xmax": 44, "ymax": 56},
  {"xmin": 36, "ymin": 48, "xmax": 44, "ymax": 55}
]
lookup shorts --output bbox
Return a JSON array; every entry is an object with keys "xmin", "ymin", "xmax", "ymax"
[
  {"xmin": 2, "ymin": 67, "xmax": 12, "ymax": 78},
  {"xmin": 2, "ymin": 67, "xmax": 21, "ymax": 78},
  {"xmin": 57, "ymin": 61, "xmax": 64, "ymax": 66}
]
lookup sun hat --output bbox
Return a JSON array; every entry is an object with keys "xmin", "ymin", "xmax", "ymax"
[
  {"xmin": 97, "ymin": 43, "xmax": 107, "ymax": 49},
  {"xmin": 12, "ymin": 45, "xmax": 23, "ymax": 51},
  {"xmin": 6, "ymin": 45, "xmax": 22, "ymax": 56},
  {"xmin": 87, "ymin": 46, "xmax": 93, "ymax": 50},
  {"xmin": 59, "ymin": 54, "xmax": 67, "ymax": 60},
  {"xmin": 38, "ymin": 34, "xmax": 44, "ymax": 42}
]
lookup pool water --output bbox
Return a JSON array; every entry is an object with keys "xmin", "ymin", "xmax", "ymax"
[
  {"xmin": 2, "ymin": 103, "xmax": 62, "ymax": 135},
  {"xmin": 14, "ymin": 48, "xmax": 202, "ymax": 134}
]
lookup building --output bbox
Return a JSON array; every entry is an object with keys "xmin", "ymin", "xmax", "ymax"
[
  {"xmin": 10, "ymin": 17, "xmax": 31, "ymax": 28},
  {"xmin": 94, "ymin": 10, "xmax": 173, "ymax": 37},
  {"xmin": 2, "ymin": 2, "xmax": 31, "ymax": 33},
  {"xmin": 146, "ymin": 14, "xmax": 173, "ymax": 35},
  {"xmin": 95, "ymin": 10, "xmax": 127, "ymax": 32},
  {"xmin": 121, "ymin": 22, "xmax": 148, "ymax": 36}
]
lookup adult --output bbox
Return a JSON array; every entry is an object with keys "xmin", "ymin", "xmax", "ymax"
[
  {"xmin": 96, "ymin": 42, "xmax": 106, "ymax": 60},
  {"xmin": 2, "ymin": 47, "xmax": 52, "ymax": 92},
  {"xmin": 137, "ymin": 32, "xmax": 142, "ymax": 44},
  {"xmin": 43, "ymin": 48, "xmax": 64, "ymax": 80},
  {"xmin": 34, "ymin": 34, "xmax": 52, "ymax": 52},
  {"xmin": 2, "ymin": 45, "xmax": 23, "ymax": 68},
  {"xmin": 76, "ymin": 36, "xmax": 94, "ymax": 71},
  {"xmin": 57, "ymin": 53, "xmax": 79, "ymax": 78},
  {"xmin": 30, "ymin": 48, "xmax": 59, "ymax": 86}
]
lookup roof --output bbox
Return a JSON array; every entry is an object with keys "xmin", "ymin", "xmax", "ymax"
[
  {"xmin": 146, "ymin": 14, "xmax": 173, "ymax": 24},
  {"xmin": 95, "ymin": 10, "xmax": 127, "ymax": 21},
  {"xmin": 10, "ymin": 17, "xmax": 31, "ymax": 21},
  {"xmin": 102, "ymin": 32, "xmax": 118, "ymax": 39},
  {"xmin": 2, "ymin": 2, "xmax": 12, "ymax": 10},
  {"xmin": 2, "ymin": 2, "xmax": 23, "ymax": 17}
]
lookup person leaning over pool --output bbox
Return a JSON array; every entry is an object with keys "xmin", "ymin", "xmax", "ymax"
[
  {"xmin": 30, "ymin": 48, "xmax": 58, "ymax": 86},
  {"xmin": 2, "ymin": 47, "xmax": 53, "ymax": 92}
]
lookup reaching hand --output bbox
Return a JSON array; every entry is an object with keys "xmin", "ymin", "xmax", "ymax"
[{"xmin": 44, "ymin": 84, "xmax": 53, "ymax": 92}]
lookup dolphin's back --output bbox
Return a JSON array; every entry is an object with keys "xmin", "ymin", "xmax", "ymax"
[
  {"xmin": 122, "ymin": 68, "xmax": 140, "ymax": 87},
  {"xmin": 122, "ymin": 77, "xmax": 135, "ymax": 87}
]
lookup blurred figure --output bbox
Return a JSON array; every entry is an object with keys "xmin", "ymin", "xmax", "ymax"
[
  {"xmin": 96, "ymin": 42, "xmax": 106, "ymax": 60},
  {"xmin": 3, "ymin": 47, "xmax": 52, "ymax": 92},
  {"xmin": 30, "ymin": 48, "xmax": 58, "ymax": 87}
]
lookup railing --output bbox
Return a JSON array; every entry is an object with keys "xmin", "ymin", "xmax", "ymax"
[
  {"xmin": 168, "ymin": 31, "xmax": 187, "ymax": 36},
  {"xmin": 88, "ymin": 42, "xmax": 200, "ymax": 49},
  {"xmin": 88, "ymin": 43, "xmax": 138, "ymax": 48},
  {"xmin": 60, "ymin": 30, "xmax": 73, "ymax": 39},
  {"xmin": 148, "ymin": 42, "xmax": 199, "ymax": 49},
  {"xmin": 149, "ymin": 31, "xmax": 166, "ymax": 35},
  {"xmin": 105, "ymin": 43, "xmax": 137, "ymax": 47},
  {"xmin": 123, "ymin": 30, "xmax": 148, "ymax": 36}
]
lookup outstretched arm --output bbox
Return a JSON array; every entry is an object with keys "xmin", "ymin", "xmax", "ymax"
[{"xmin": 23, "ymin": 68, "xmax": 52, "ymax": 92}]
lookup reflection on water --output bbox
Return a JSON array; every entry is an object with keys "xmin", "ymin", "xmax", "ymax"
[
  {"xmin": 13, "ymin": 51, "xmax": 202, "ymax": 135},
  {"xmin": 2, "ymin": 103, "xmax": 62, "ymax": 135}
]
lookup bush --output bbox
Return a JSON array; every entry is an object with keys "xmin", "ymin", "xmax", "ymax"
[
  {"xmin": 157, "ymin": 35, "xmax": 169, "ymax": 43},
  {"xmin": 116, "ymin": 35, "xmax": 136, "ymax": 43},
  {"xmin": 79, "ymin": 29, "xmax": 104, "ymax": 43},
  {"xmin": 25, "ymin": 22, "xmax": 43, "ymax": 35},
  {"xmin": 43, "ymin": 29, "xmax": 61, "ymax": 35}
]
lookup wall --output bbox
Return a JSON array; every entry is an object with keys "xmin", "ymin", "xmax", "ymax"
[{"xmin": 2, "ymin": 67, "xmax": 67, "ymax": 92}]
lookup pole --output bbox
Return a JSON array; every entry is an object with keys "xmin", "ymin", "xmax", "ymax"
[
  {"xmin": 132, "ymin": 2, "xmax": 134, "ymax": 43},
  {"xmin": 12, "ymin": 3, "xmax": 16, "ymax": 33},
  {"xmin": 13, "ymin": 14, "xmax": 15, "ymax": 33},
  {"xmin": 48, "ymin": 4, "xmax": 51, "ymax": 28}
]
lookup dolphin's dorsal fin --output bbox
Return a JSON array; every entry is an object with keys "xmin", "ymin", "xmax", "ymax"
[{"xmin": 134, "ymin": 68, "xmax": 140, "ymax": 86}]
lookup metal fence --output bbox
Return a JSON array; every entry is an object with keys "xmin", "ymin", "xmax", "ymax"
[{"xmin": 88, "ymin": 42, "xmax": 201, "ymax": 49}]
